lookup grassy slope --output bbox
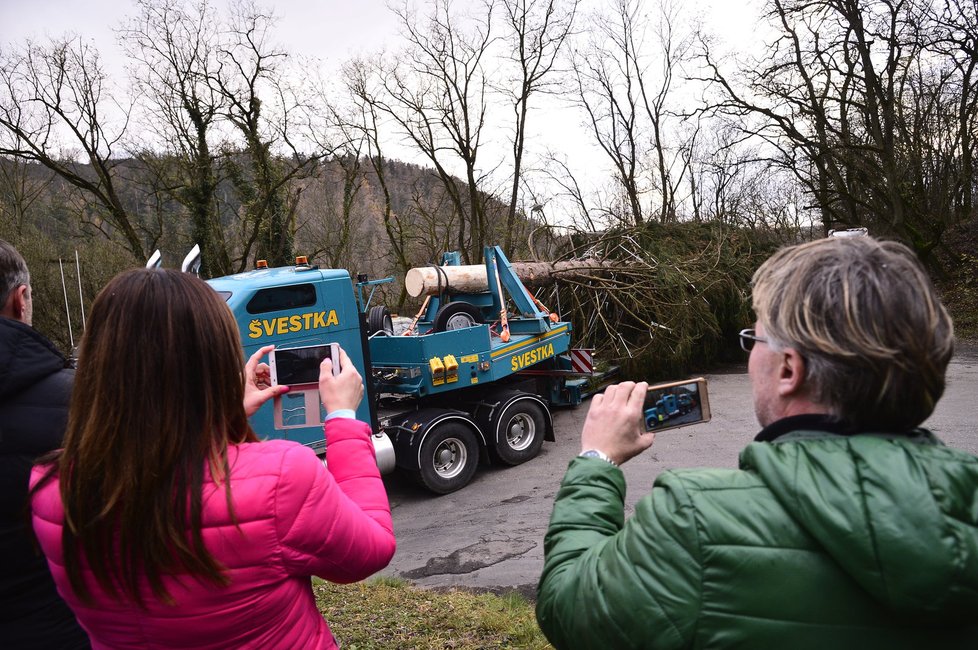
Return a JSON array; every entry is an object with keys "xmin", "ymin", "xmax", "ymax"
[{"xmin": 315, "ymin": 578, "xmax": 553, "ymax": 649}]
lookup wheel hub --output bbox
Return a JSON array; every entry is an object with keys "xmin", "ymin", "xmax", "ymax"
[
  {"xmin": 445, "ymin": 313, "xmax": 476, "ymax": 330},
  {"xmin": 506, "ymin": 414, "xmax": 535, "ymax": 451},
  {"xmin": 436, "ymin": 447, "xmax": 455, "ymax": 466},
  {"xmin": 432, "ymin": 438, "xmax": 467, "ymax": 478}
]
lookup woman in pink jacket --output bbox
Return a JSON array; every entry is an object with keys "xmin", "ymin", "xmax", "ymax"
[{"xmin": 30, "ymin": 268, "xmax": 395, "ymax": 649}]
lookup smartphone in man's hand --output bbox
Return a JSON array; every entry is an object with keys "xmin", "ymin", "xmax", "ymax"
[{"xmin": 643, "ymin": 377, "xmax": 711, "ymax": 432}]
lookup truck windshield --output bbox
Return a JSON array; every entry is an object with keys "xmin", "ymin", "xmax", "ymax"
[{"xmin": 246, "ymin": 284, "xmax": 317, "ymax": 314}]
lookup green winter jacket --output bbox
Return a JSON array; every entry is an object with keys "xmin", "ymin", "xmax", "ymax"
[{"xmin": 536, "ymin": 427, "xmax": 978, "ymax": 649}]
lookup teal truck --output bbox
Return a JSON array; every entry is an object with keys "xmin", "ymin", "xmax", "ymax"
[
  {"xmin": 201, "ymin": 246, "xmax": 591, "ymax": 494},
  {"xmin": 644, "ymin": 392, "xmax": 694, "ymax": 429}
]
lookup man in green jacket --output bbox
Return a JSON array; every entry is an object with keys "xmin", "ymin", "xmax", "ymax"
[{"xmin": 536, "ymin": 236, "xmax": 978, "ymax": 649}]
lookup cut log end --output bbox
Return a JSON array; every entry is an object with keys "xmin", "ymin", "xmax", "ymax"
[{"xmin": 404, "ymin": 266, "xmax": 489, "ymax": 298}]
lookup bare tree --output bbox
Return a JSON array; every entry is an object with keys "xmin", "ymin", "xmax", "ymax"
[
  {"xmin": 700, "ymin": 0, "xmax": 977, "ymax": 262},
  {"xmin": 121, "ymin": 0, "xmax": 232, "ymax": 275},
  {"xmin": 540, "ymin": 151, "xmax": 601, "ymax": 231},
  {"xmin": 923, "ymin": 0, "xmax": 977, "ymax": 224},
  {"xmin": 637, "ymin": 0, "xmax": 694, "ymax": 223},
  {"xmin": 407, "ymin": 181, "xmax": 461, "ymax": 266},
  {"xmin": 343, "ymin": 58, "xmax": 413, "ymax": 307},
  {"xmin": 211, "ymin": 3, "xmax": 325, "ymax": 269},
  {"xmin": 568, "ymin": 0, "xmax": 695, "ymax": 227},
  {"xmin": 362, "ymin": 0, "xmax": 495, "ymax": 263},
  {"xmin": 0, "ymin": 37, "xmax": 146, "ymax": 258},
  {"xmin": 498, "ymin": 0, "xmax": 578, "ymax": 254},
  {"xmin": 569, "ymin": 0, "xmax": 644, "ymax": 226},
  {"xmin": 298, "ymin": 98, "xmax": 369, "ymax": 271}
]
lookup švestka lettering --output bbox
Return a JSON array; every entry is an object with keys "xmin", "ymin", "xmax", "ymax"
[
  {"xmin": 510, "ymin": 343, "xmax": 555, "ymax": 371},
  {"xmin": 248, "ymin": 310, "xmax": 340, "ymax": 338}
]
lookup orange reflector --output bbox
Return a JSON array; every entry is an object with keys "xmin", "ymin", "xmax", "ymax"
[
  {"xmin": 256, "ymin": 259, "xmax": 268, "ymax": 269},
  {"xmin": 296, "ymin": 256, "xmax": 309, "ymax": 265}
]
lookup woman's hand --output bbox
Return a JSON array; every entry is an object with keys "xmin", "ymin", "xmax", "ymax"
[
  {"xmin": 319, "ymin": 346, "xmax": 364, "ymax": 414},
  {"xmin": 243, "ymin": 345, "xmax": 289, "ymax": 417},
  {"xmin": 580, "ymin": 381, "xmax": 653, "ymax": 466}
]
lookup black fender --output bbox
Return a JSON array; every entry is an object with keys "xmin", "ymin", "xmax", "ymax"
[
  {"xmin": 382, "ymin": 407, "xmax": 485, "ymax": 471},
  {"xmin": 468, "ymin": 389, "xmax": 555, "ymax": 446}
]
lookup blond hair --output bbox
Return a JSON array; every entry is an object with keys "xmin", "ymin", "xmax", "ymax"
[{"xmin": 751, "ymin": 236, "xmax": 953, "ymax": 430}]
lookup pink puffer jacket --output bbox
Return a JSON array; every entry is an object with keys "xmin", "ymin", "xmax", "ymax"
[{"xmin": 30, "ymin": 418, "xmax": 395, "ymax": 650}]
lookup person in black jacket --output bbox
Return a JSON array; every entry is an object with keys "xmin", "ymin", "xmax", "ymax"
[{"xmin": 0, "ymin": 239, "xmax": 89, "ymax": 649}]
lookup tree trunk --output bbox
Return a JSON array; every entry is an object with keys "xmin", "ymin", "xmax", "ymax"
[{"xmin": 405, "ymin": 259, "xmax": 617, "ymax": 297}]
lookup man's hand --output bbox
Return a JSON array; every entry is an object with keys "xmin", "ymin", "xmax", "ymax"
[
  {"xmin": 581, "ymin": 381, "xmax": 653, "ymax": 466},
  {"xmin": 319, "ymin": 346, "xmax": 364, "ymax": 414},
  {"xmin": 243, "ymin": 344, "xmax": 289, "ymax": 417}
]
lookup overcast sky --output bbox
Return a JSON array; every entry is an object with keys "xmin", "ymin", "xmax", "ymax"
[
  {"xmin": 2, "ymin": 0, "xmax": 763, "ymax": 78},
  {"xmin": 1, "ymin": 0, "xmax": 766, "ymax": 221},
  {"xmin": 1, "ymin": 0, "xmax": 403, "ymax": 69}
]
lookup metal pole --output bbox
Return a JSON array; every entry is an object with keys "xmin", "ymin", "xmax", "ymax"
[
  {"xmin": 75, "ymin": 250, "xmax": 85, "ymax": 330},
  {"xmin": 59, "ymin": 258, "xmax": 74, "ymax": 349}
]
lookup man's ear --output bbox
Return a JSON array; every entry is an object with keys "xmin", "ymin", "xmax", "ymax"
[
  {"xmin": 776, "ymin": 348, "xmax": 807, "ymax": 397},
  {"xmin": 2, "ymin": 284, "xmax": 28, "ymax": 322}
]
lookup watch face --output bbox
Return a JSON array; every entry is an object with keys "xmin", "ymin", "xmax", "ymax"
[{"xmin": 579, "ymin": 449, "xmax": 615, "ymax": 465}]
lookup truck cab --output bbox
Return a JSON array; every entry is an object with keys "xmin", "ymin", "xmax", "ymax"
[
  {"xmin": 207, "ymin": 247, "xmax": 593, "ymax": 494},
  {"xmin": 209, "ymin": 260, "xmax": 378, "ymax": 451}
]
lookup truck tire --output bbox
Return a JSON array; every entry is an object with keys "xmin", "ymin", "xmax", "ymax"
[
  {"xmin": 414, "ymin": 422, "xmax": 479, "ymax": 494},
  {"xmin": 368, "ymin": 305, "xmax": 394, "ymax": 335},
  {"xmin": 432, "ymin": 301, "xmax": 483, "ymax": 332},
  {"xmin": 490, "ymin": 399, "xmax": 546, "ymax": 466}
]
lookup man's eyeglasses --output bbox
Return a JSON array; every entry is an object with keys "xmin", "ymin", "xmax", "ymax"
[{"xmin": 738, "ymin": 328, "xmax": 768, "ymax": 352}]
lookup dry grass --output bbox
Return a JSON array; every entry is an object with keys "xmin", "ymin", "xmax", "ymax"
[{"xmin": 314, "ymin": 577, "xmax": 554, "ymax": 650}]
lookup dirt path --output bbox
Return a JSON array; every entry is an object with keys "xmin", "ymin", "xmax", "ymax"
[{"xmin": 378, "ymin": 344, "xmax": 978, "ymax": 598}]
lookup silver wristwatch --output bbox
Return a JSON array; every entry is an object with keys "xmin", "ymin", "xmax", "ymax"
[{"xmin": 579, "ymin": 449, "xmax": 617, "ymax": 467}]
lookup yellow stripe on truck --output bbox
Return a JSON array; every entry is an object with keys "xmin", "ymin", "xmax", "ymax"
[{"xmin": 489, "ymin": 325, "xmax": 568, "ymax": 359}]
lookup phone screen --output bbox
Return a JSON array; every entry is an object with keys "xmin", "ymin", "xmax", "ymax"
[
  {"xmin": 270, "ymin": 343, "xmax": 337, "ymax": 386},
  {"xmin": 643, "ymin": 378, "xmax": 711, "ymax": 432}
]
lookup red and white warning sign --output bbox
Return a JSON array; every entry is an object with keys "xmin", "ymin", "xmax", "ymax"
[{"xmin": 570, "ymin": 348, "xmax": 594, "ymax": 374}]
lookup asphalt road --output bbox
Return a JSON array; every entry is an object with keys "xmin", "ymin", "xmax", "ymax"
[{"xmin": 377, "ymin": 344, "xmax": 978, "ymax": 599}]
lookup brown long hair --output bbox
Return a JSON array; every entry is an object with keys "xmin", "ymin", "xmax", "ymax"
[{"xmin": 51, "ymin": 268, "xmax": 257, "ymax": 605}]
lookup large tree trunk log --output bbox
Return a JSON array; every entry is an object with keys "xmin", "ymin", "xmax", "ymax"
[{"xmin": 404, "ymin": 260, "xmax": 615, "ymax": 297}]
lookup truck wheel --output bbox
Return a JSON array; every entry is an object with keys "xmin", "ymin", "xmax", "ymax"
[
  {"xmin": 490, "ymin": 399, "xmax": 546, "ymax": 466},
  {"xmin": 368, "ymin": 305, "xmax": 394, "ymax": 335},
  {"xmin": 415, "ymin": 423, "xmax": 479, "ymax": 494},
  {"xmin": 432, "ymin": 301, "xmax": 483, "ymax": 332}
]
